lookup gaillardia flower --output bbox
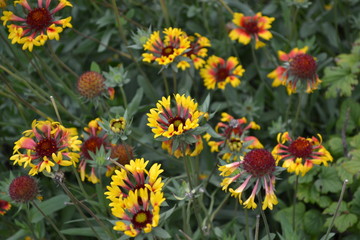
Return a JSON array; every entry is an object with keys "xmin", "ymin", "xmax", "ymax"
[
  {"xmin": 219, "ymin": 149, "xmax": 280, "ymax": 210},
  {"xmin": 272, "ymin": 132, "xmax": 333, "ymax": 176},
  {"xmin": 177, "ymin": 33, "xmax": 211, "ymax": 70},
  {"xmin": 267, "ymin": 46, "xmax": 321, "ymax": 94},
  {"xmin": 105, "ymin": 158, "xmax": 165, "ymax": 237},
  {"xmin": 205, "ymin": 112, "xmax": 263, "ymax": 162},
  {"xmin": 1, "ymin": 0, "xmax": 73, "ymax": 51},
  {"xmin": 229, "ymin": 12, "xmax": 274, "ymax": 49},
  {"xmin": 0, "ymin": 0, "xmax": 7, "ymax": 8},
  {"xmin": 200, "ymin": 56, "xmax": 245, "ymax": 90},
  {"xmin": 142, "ymin": 27, "xmax": 190, "ymax": 66},
  {"xmin": 10, "ymin": 120, "xmax": 81, "ymax": 176},
  {"xmin": 9, "ymin": 175, "xmax": 38, "ymax": 203},
  {"xmin": 0, "ymin": 199, "xmax": 11, "ymax": 215},
  {"xmin": 79, "ymin": 118, "xmax": 110, "ymax": 184},
  {"xmin": 147, "ymin": 94, "xmax": 205, "ymax": 157}
]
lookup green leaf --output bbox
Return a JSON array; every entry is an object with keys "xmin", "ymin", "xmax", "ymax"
[
  {"xmin": 297, "ymin": 183, "xmax": 320, "ymax": 204},
  {"xmin": 350, "ymin": 187, "xmax": 360, "ymax": 215},
  {"xmin": 274, "ymin": 203, "xmax": 305, "ymax": 239},
  {"xmin": 61, "ymin": 227, "xmax": 108, "ymax": 238},
  {"xmin": 127, "ymin": 88, "xmax": 143, "ymax": 117},
  {"xmin": 98, "ymin": 29, "xmax": 115, "ymax": 52},
  {"xmin": 30, "ymin": 194, "xmax": 69, "ymax": 223},
  {"xmin": 137, "ymin": 75, "xmax": 158, "ymax": 102},
  {"xmin": 334, "ymin": 213, "xmax": 358, "ymax": 233},
  {"xmin": 319, "ymin": 232, "xmax": 336, "ymax": 240},
  {"xmin": 327, "ymin": 136, "xmax": 344, "ymax": 157},
  {"xmin": 314, "ymin": 167, "xmax": 342, "ymax": 194},
  {"xmin": 90, "ymin": 61, "xmax": 101, "ymax": 73},
  {"xmin": 303, "ymin": 209, "xmax": 325, "ymax": 235},
  {"xmin": 342, "ymin": 150, "xmax": 360, "ymax": 174},
  {"xmin": 323, "ymin": 202, "xmax": 348, "ymax": 215},
  {"xmin": 152, "ymin": 227, "xmax": 171, "ymax": 239},
  {"xmin": 323, "ymin": 67, "xmax": 358, "ymax": 98}
]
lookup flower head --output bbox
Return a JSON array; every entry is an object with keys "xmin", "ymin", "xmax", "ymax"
[
  {"xmin": 10, "ymin": 120, "xmax": 81, "ymax": 176},
  {"xmin": 219, "ymin": 149, "xmax": 280, "ymax": 210},
  {"xmin": 110, "ymin": 117, "xmax": 126, "ymax": 134},
  {"xmin": 229, "ymin": 12, "xmax": 274, "ymax": 49},
  {"xmin": 200, "ymin": 56, "xmax": 245, "ymax": 90},
  {"xmin": 272, "ymin": 132, "xmax": 333, "ymax": 176},
  {"xmin": 0, "ymin": 0, "xmax": 7, "ymax": 8},
  {"xmin": 147, "ymin": 94, "xmax": 206, "ymax": 157},
  {"xmin": 267, "ymin": 47, "xmax": 321, "ymax": 94},
  {"xmin": 0, "ymin": 199, "xmax": 11, "ymax": 215},
  {"xmin": 177, "ymin": 33, "xmax": 211, "ymax": 70},
  {"xmin": 77, "ymin": 71, "xmax": 106, "ymax": 99},
  {"xmin": 9, "ymin": 176, "xmax": 38, "ymax": 202},
  {"xmin": 106, "ymin": 143, "xmax": 135, "ymax": 176},
  {"xmin": 79, "ymin": 118, "xmax": 110, "ymax": 183},
  {"xmin": 205, "ymin": 112, "xmax": 263, "ymax": 162},
  {"xmin": 105, "ymin": 159, "xmax": 165, "ymax": 236},
  {"xmin": 1, "ymin": 0, "xmax": 72, "ymax": 51},
  {"xmin": 142, "ymin": 27, "xmax": 190, "ymax": 66}
]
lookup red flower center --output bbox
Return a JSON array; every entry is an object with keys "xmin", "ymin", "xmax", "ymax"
[
  {"xmin": 289, "ymin": 54, "xmax": 317, "ymax": 79},
  {"xmin": 169, "ymin": 116, "xmax": 185, "ymax": 131},
  {"xmin": 216, "ymin": 67, "xmax": 229, "ymax": 82},
  {"xmin": 35, "ymin": 138, "xmax": 59, "ymax": 157},
  {"xmin": 9, "ymin": 176, "xmax": 38, "ymax": 203},
  {"xmin": 26, "ymin": 8, "xmax": 52, "ymax": 31},
  {"xmin": 162, "ymin": 46, "xmax": 174, "ymax": 56},
  {"xmin": 242, "ymin": 17, "xmax": 259, "ymax": 34},
  {"xmin": 243, "ymin": 149, "xmax": 275, "ymax": 177},
  {"xmin": 288, "ymin": 138, "xmax": 313, "ymax": 158},
  {"xmin": 132, "ymin": 210, "xmax": 153, "ymax": 229},
  {"xmin": 82, "ymin": 136, "xmax": 105, "ymax": 159},
  {"xmin": 185, "ymin": 42, "xmax": 200, "ymax": 56}
]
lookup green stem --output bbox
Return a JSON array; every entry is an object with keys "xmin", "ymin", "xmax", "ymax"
[
  {"xmin": 324, "ymin": 179, "xmax": 348, "ymax": 240},
  {"xmin": 290, "ymin": 7, "xmax": 299, "ymax": 41},
  {"xmin": 292, "ymin": 93, "xmax": 304, "ymax": 136},
  {"xmin": 47, "ymin": 43, "xmax": 79, "ymax": 79},
  {"xmin": 31, "ymin": 201, "xmax": 68, "ymax": 240},
  {"xmin": 120, "ymin": 86, "xmax": 128, "ymax": 108},
  {"xmin": 172, "ymin": 69, "xmax": 177, "ymax": 93},
  {"xmin": 25, "ymin": 203, "xmax": 39, "ymax": 240},
  {"xmin": 254, "ymin": 214, "xmax": 260, "ymax": 240},
  {"xmin": 258, "ymin": 192, "xmax": 271, "ymax": 240},
  {"xmin": 245, "ymin": 209, "xmax": 250, "ymax": 240},
  {"xmin": 162, "ymin": 71, "xmax": 170, "ymax": 96},
  {"xmin": 292, "ymin": 175, "xmax": 299, "ymax": 231},
  {"xmin": 217, "ymin": 0, "xmax": 234, "ymax": 14},
  {"xmin": 50, "ymin": 96, "xmax": 63, "ymax": 124},
  {"xmin": 209, "ymin": 193, "xmax": 230, "ymax": 222},
  {"xmin": 159, "ymin": 0, "xmax": 171, "ymax": 26}
]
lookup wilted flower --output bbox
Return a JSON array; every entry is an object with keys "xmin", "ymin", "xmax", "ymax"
[
  {"xmin": 105, "ymin": 158, "xmax": 165, "ymax": 237},
  {"xmin": 9, "ymin": 176, "xmax": 38, "ymax": 203},
  {"xmin": 267, "ymin": 46, "xmax": 321, "ymax": 94},
  {"xmin": 219, "ymin": 149, "xmax": 280, "ymax": 210},
  {"xmin": 177, "ymin": 33, "xmax": 211, "ymax": 70},
  {"xmin": 10, "ymin": 120, "xmax": 81, "ymax": 176},
  {"xmin": 0, "ymin": 199, "xmax": 11, "ymax": 215},
  {"xmin": 106, "ymin": 143, "xmax": 135, "ymax": 176},
  {"xmin": 205, "ymin": 112, "xmax": 263, "ymax": 162},
  {"xmin": 77, "ymin": 71, "xmax": 114, "ymax": 99},
  {"xmin": 79, "ymin": 118, "xmax": 110, "ymax": 184},
  {"xmin": 200, "ymin": 56, "xmax": 245, "ymax": 90},
  {"xmin": 142, "ymin": 27, "xmax": 190, "ymax": 66},
  {"xmin": 272, "ymin": 132, "xmax": 333, "ymax": 176},
  {"xmin": 147, "ymin": 94, "xmax": 205, "ymax": 157},
  {"xmin": 1, "ymin": 0, "xmax": 73, "ymax": 51},
  {"xmin": 229, "ymin": 12, "xmax": 275, "ymax": 49}
]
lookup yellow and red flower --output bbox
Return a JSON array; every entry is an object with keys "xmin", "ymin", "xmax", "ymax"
[
  {"xmin": 219, "ymin": 149, "xmax": 279, "ymax": 210},
  {"xmin": 1, "ymin": 0, "xmax": 72, "ymax": 51},
  {"xmin": 177, "ymin": 33, "xmax": 211, "ymax": 70},
  {"xmin": 200, "ymin": 56, "xmax": 245, "ymax": 90},
  {"xmin": 267, "ymin": 46, "xmax": 321, "ymax": 94},
  {"xmin": 79, "ymin": 118, "xmax": 110, "ymax": 184},
  {"xmin": 147, "ymin": 94, "xmax": 206, "ymax": 157},
  {"xmin": 142, "ymin": 27, "xmax": 190, "ymax": 66},
  {"xmin": 0, "ymin": 199, "xmax": 11, "ymax": 215},
  {"xmin": 205, "ymin": 112, "xmax": 263, "ymax": 162},
  {"xmin": 229, "ymin": 12, "xmax": 275, "ymax": 49},
  {"xmin": 10, "ymin": 120, "xmax": 81, "ymax": 176},
  {"xmin": 272, "ymin": 132, "xmax": 333, "ymax": 176},
  {"xmin": 105, "ymin": 158, "xmax": 165, "ymax": 237}
]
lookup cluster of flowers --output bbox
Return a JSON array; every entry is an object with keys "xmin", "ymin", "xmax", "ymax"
[{"xmin": 142, "ymin": 13, "xmax": 320, "ymax": 94}]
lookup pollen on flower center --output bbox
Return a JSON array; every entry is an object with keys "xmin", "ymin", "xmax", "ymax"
[
  {"xmin": 162, "ymin": 46, "xmax": 174, "ymax": 56},
  {"xmin": 243, "ymin": 149, "xmax": 275, "ymax": 177},
  {"xmin": 288, "ymin": 138, "xmax": 312, "ymax": 158},
  {"xmin": 132, "ymin": 210, "xmax": 153, "ymax": 229},
  {"xmin": 35, "ymin": 138, "xmax": 58, "ymax": 157},
  {"xmin": 26, "ymin": 8, "xmax": 52, "ymax": 30},
  {"xmin": 242, "ymin": 18, "xmax": 259, "ymax": 34},
  {"xmin": 289, "ymin": 54, "xmax": 317, "ymax": 79},
  {"xmin": 169, "ymin": 116, "xmax": 185, "ymax": 130},
  {"xmin": 216, "ymin": 67, "xmax": 229, "ymax": 82}
]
